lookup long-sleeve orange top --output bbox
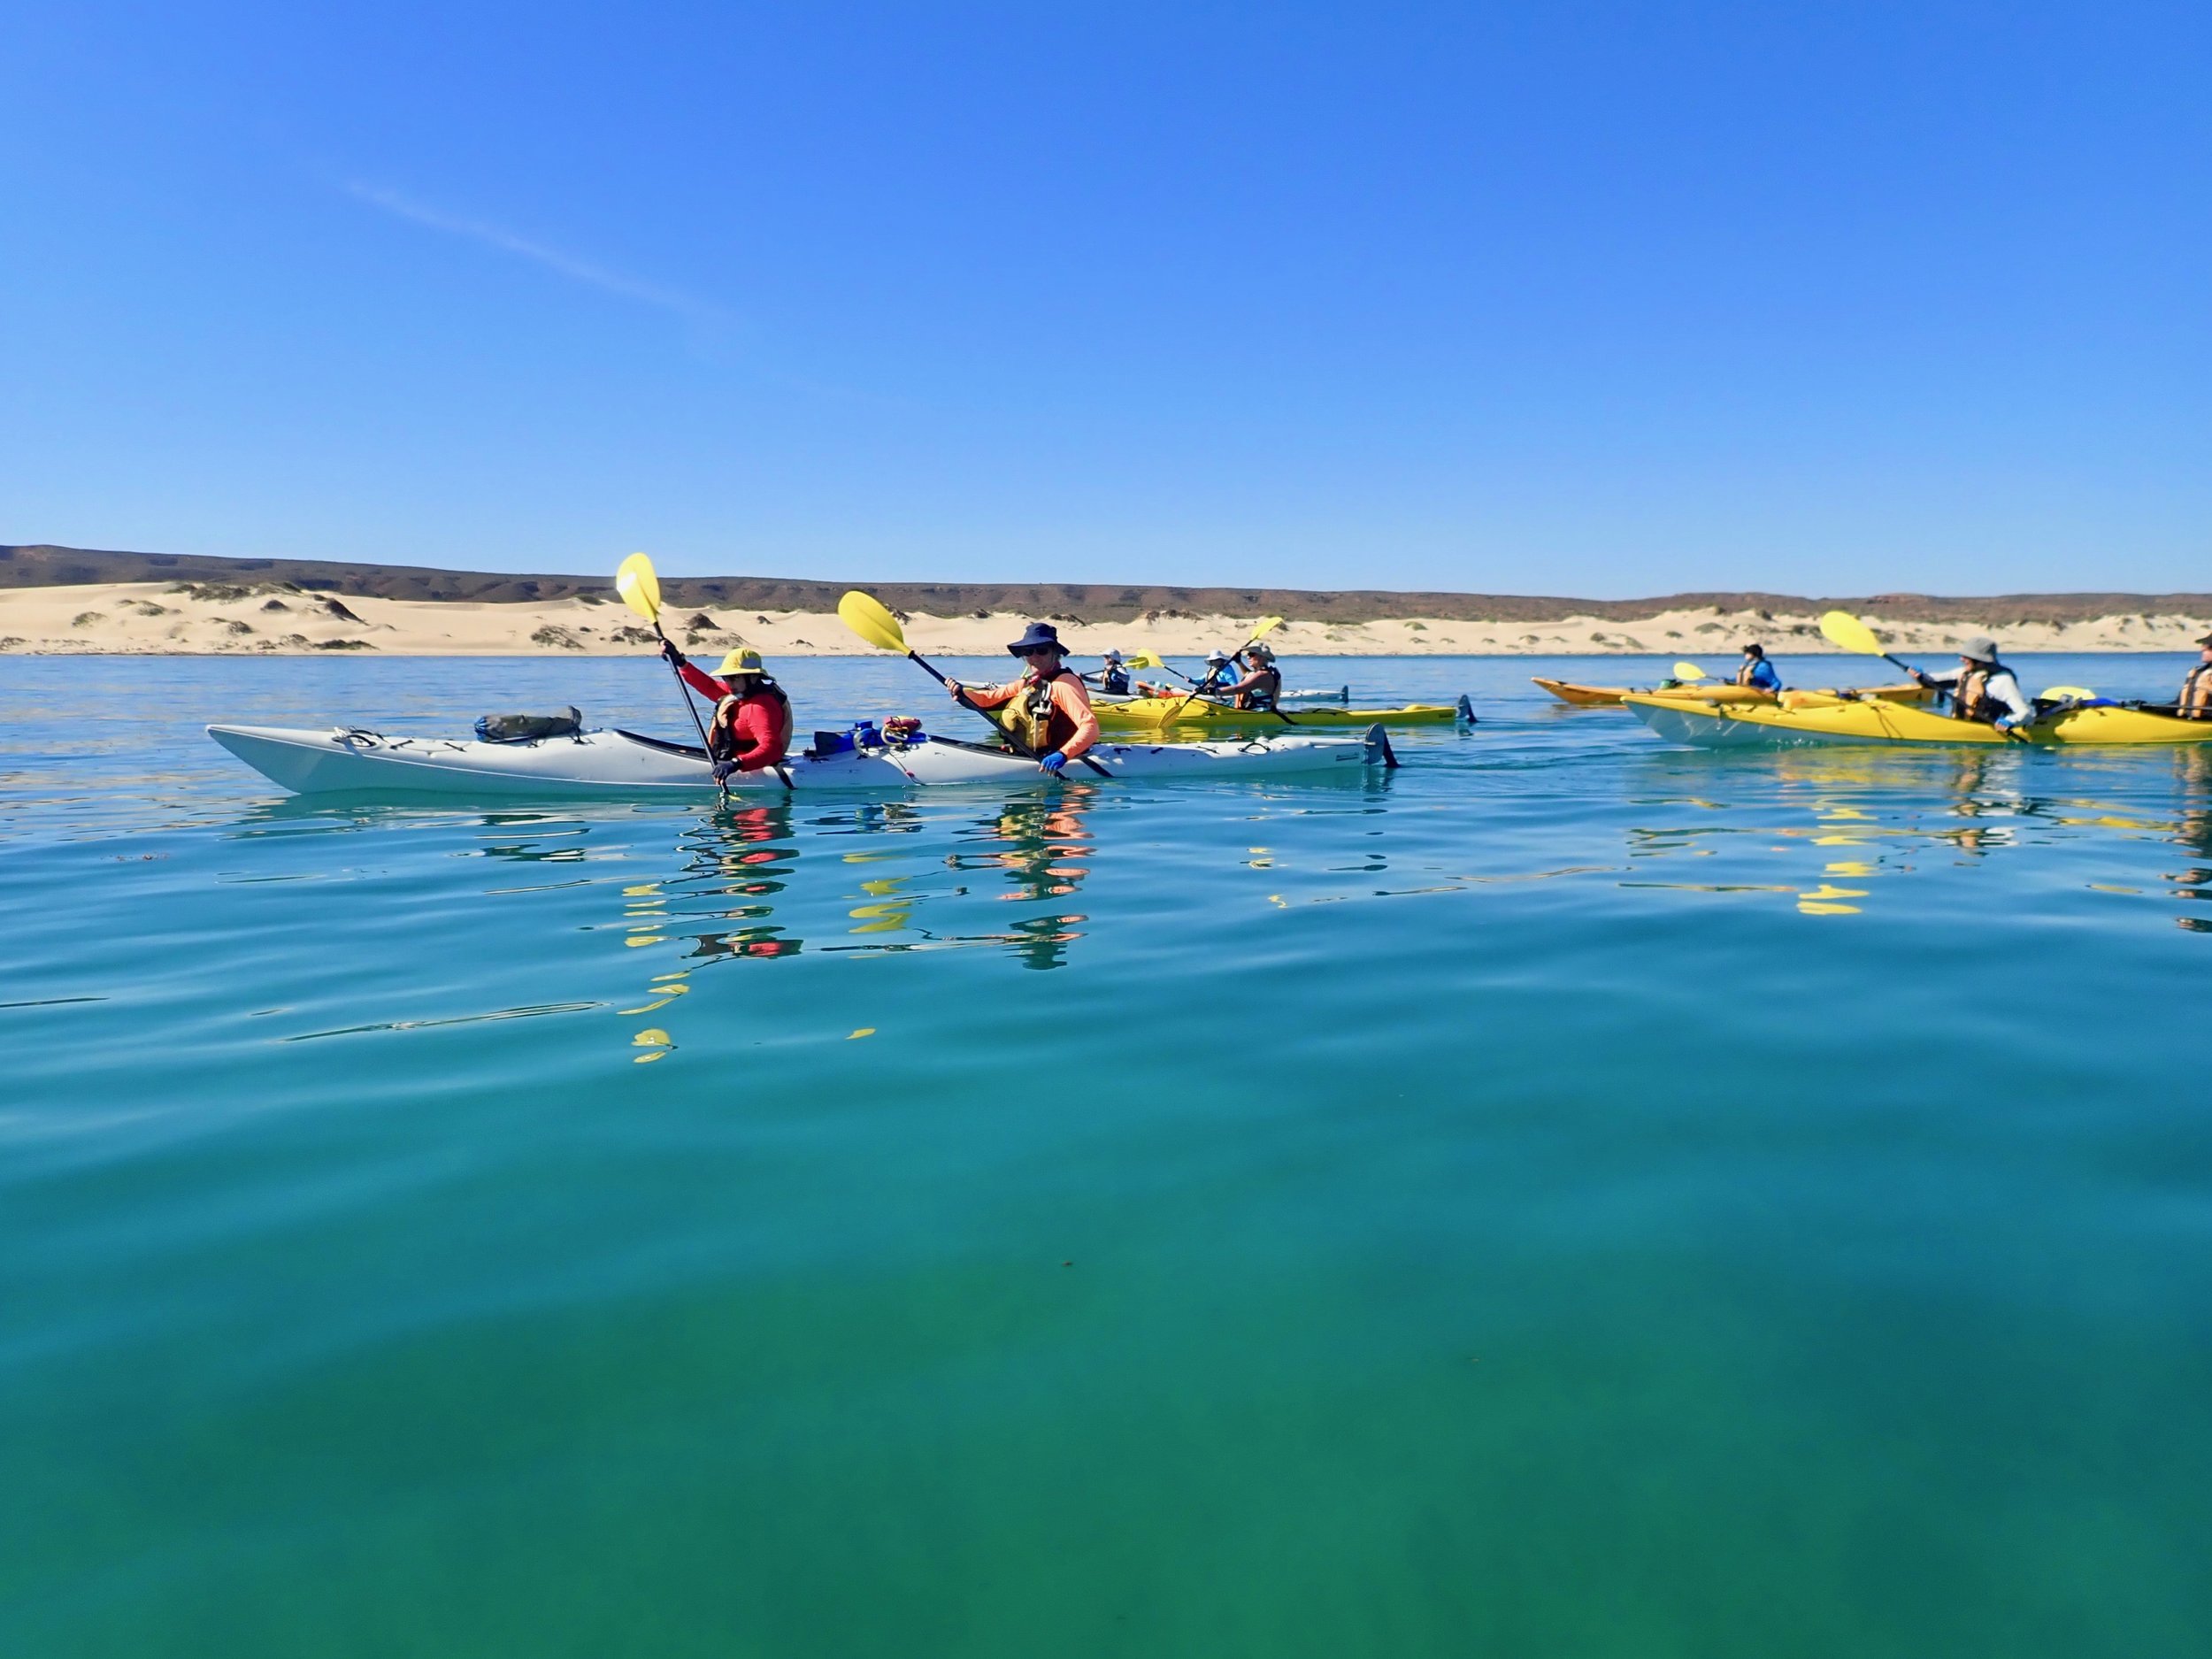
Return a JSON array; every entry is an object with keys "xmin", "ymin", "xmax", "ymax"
[{"xmin": 966, "ymin": 668, "xmax": 1100, "ymax": 759}]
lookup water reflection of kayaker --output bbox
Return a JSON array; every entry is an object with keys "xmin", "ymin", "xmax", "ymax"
[
  {"xmin": 2170, "ymin": 748, "xmax": 2212, "ymax": 933},
  {"xmin": 972, "ymin": 791, "xmax": 1094, "ymax": 967},
  {"xmin": 945, "ymin": 623, "xmax": 1100, "ymax": 775},
  {"xmin": 1912, "ymin": 636, "xmax": 2032, "ymax": 731},
  {"xmin": 661, "ymin": 643, "xmax": 794, "ymax": 780},
  {"xmin": 681, "ymin": 802, "xmax": 802, "ymax": 959},
  {"xmin": 2176, "ymin": 632, "xmax": 2212, "ymax": 719},
  {"xmin": 987, "ymin": 795, "xmax": 1094, "ymax": 902},
  {"xmin": 1735, "ymin": 643, "xmax": 1782, "ymax": 693}
]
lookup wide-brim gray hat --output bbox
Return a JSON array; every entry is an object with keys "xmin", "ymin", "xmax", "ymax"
[{"xmin": 1957, "ymin": 634, "xmax": 1999, "ymax": 662}]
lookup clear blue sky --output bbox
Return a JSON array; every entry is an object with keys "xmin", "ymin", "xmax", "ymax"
[{"xmin": 4, "ymin": 2, "xmax": 2205, "ymax": 595}]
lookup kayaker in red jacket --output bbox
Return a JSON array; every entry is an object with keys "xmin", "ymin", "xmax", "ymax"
[{"xmin": 660, "ymin": 642, "xmax": 794, "ymax": 777}]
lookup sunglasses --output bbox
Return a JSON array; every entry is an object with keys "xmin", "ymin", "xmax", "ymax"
[{"xmin": 1020, "ymin": 645, "xmax": 1060, "ymax": 657}]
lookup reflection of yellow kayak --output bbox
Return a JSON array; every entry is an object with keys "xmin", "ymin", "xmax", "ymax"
[
  {"xmin": 1093, "ymin": 695, "xmax": 1466, "ymax": 731},
  {"xmin": 1533, "ymin": 677, "xmax": 1927, "ymax": 708},
  {"xmin": 1624, "ymin": 693, "xmax": 2212, "ymax": 747}
]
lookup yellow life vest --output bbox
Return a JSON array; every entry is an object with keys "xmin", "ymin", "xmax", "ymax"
[{"xmin": 997, "ymin": 670, "xmax": 1085, "ymax": 752}]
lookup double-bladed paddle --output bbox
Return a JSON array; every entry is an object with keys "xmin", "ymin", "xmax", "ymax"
[
  {"xmin": 1817, "ymin": 611, "xmax": 1923, "ymax": 680},
  {"xmin": 1167, "ymin": 617, "xmax": 1292, "ymax": 726},
  {"xmin": 618, "ymin": 552, "xmax": 731, "ymax": 803},
  {"xmin": 836, "ymin": 591, "xmax": 1113, "ymax": 779},
  {"xmin": 1820, "ymin": 610, "xmax": 2032, "ymax": 741}
]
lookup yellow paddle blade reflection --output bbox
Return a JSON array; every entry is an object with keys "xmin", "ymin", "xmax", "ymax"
[
  {"xmin": 839, "ymin": 590, "xmax": 909, "ymax": 654},
  {"xmin": 1818, "ymin": 610, "xmax": 1886, "ymax": 656},
  {"xmin": 616, "ymin": 552, "xmax": 662, "ymax": 622}
]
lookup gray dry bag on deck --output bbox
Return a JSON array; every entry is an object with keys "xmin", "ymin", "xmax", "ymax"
[{"xmin": 474, "ymin": 707, "xmax": 583, "ymax": 743}]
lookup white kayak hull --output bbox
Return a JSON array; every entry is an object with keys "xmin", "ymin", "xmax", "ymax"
[{"xmin": 206, "ymin": 723, "xmax": 1388, "ymax": 798}]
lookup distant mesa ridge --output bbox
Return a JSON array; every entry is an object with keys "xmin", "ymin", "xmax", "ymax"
[{"xmin": 2, "ymin": 544, "xmax": 2201, "ymax": 628}]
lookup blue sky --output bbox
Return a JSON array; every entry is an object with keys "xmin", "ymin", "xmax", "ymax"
[{"xmin": 4, "ymin": 1, "xmax": 2205, "ymax": 595}]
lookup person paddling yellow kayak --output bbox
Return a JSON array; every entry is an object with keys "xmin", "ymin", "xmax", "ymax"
[
  {"xmin": 1911, "ymin": 634, "xmax": 2034, "ymax": 732},
  {"xmin": 2177, "ymin": 632, "xmax": 2212, "ymax": 719}
]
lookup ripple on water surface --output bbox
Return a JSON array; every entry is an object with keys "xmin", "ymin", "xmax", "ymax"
[{"xmin": 3, "ymin": 653, "xmax": 2210, "ymax": 1656}]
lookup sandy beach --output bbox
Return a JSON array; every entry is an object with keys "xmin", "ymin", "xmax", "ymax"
[{"xmin": 5, "ymin": 580, "xmax": 2208, "ymax": 660}]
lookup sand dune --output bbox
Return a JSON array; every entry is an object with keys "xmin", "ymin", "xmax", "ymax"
[{"xmin": 3, "ymin": 580, "xmax": 2208, "ymax": 661}]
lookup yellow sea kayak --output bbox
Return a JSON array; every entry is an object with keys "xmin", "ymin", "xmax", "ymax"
[
  {"xmin": 1093, "ymin": 695, "xmax": 1468, "ymax": 731},
  {"xmin": 1533, "ymin": 677, "xmax": 1927, "ymax": 708},
  {"xmin": 1623, "ymin": 692, "xmax": 2212, "ymax": 748}
]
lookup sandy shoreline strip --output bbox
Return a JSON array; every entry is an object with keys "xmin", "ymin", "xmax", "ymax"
[{"xmin": 4, "ymin": 580, "xmax": 2208, "ymax": 660}]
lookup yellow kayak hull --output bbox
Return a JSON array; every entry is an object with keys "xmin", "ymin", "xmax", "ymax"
[
  {"xmin": 1624, "ymin": 693, "xmax": 2212, "ymax": 748},
  {"xmin": 1533, "ymin": 677, "xmax": 1928, "ymax": 708},
  {"xmin": 1093, "ymin": 695, "xmax": 1463, "ymax": 731}
]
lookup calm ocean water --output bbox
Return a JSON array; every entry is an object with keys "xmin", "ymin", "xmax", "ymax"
[{"xmin": 4, "ymin": 650, "xmax": 2209, "ymax": 1656}]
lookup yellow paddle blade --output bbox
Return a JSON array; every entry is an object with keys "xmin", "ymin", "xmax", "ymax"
[
  {"xmin": 837, "ymin": 590, "xmax": 909, "ymax": 654},
  {"xmin": 2039, "ymin": 685, "xmax": 2097, "ymax": 701},
  {"xmin": 1249, "ymin": 615, "xmax": 1285, "ymax": 642},
  {"xmin": 1671, "ymin": 662, "xmax": 1707, "ymax": 681},
  {"xmin": 616, "ymin": 552, "xmax": 661, "ymax": 622},
  {"xmin": 1124, "ymin": 650, "xmax": 1164, "ymax": 670},
  {"xmin": 1818, "ymin": 610, "xmax": 1886, "ymax": 656}
]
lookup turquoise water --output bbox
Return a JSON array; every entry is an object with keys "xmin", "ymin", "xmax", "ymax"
[{"xmin": 5, "ymin": 651, "xmax": 2210, "ymax": 1656}]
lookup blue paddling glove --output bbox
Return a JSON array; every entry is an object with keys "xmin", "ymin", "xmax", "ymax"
[
  {"xmin": 1039, "ymin": 750, "xmax": 1067, "ymax": 774},
  {"xmin": 711, "ymin": 759, "xmax": 736, "ymax": 781}
]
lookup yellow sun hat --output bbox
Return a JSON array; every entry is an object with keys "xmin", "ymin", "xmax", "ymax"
[{"xmin": 717, "ymin": 647, "xmax": 766, "ymax": 677}]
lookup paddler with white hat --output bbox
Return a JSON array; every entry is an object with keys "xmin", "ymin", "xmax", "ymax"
[
  {"xmin": 1209, "ymin": 640, "xmax": 1283, "ymax": 711},
  {"xmin": 1913, "ymin": 634, "xmax": 2033, "ymax": 731}
]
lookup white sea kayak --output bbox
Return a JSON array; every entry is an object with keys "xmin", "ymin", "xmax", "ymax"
[{"xmin": 206, "ymin": 722, "xmax": 1392, "ymax": 798}]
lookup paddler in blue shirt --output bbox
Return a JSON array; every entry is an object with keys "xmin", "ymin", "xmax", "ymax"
[
  {"xmin": 1736, "ymin": 643, "xmax": 1783, "ymax": 694},
  {"xmin": 1194, "ymin": 650, "xmax": 1236, "ymax": 694},
  {"xmin": 1915, "ymin": 635, "xmax": 2034, "ymax": 730}
]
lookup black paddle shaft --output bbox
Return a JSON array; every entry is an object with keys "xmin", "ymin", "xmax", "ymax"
[{"xmin": 655, "ymin": 622, "xmax": 729, "ymax": 802}]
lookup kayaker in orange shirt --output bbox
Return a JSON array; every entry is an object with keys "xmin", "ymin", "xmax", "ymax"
[{"xmin": 946, "ymin": 622, "xmax": 1101, "ymax": 774}]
